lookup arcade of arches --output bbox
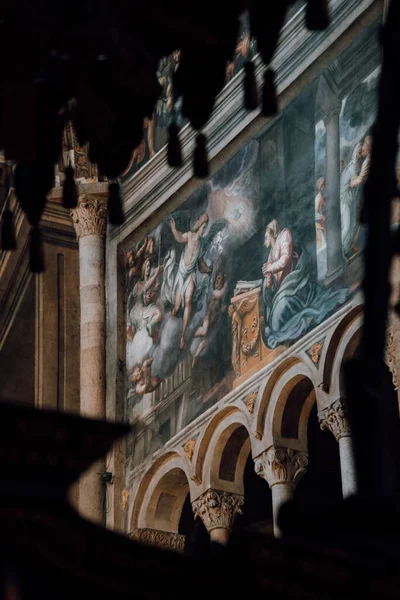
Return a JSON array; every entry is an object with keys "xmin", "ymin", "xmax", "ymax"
[{"xmin": 1, "ymin": 0, "xmax": 399, "ymax": 556}]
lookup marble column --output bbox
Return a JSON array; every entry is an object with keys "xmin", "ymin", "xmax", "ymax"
[
  {"xmin": 324, "ymin": 104, "xmax": 343, "ymax": 284},
  {"xmin": 255, "ymin": 446, "xmax": 308, "ymax": 538},
  {"xmin": 192, "ymin": 489, "xmax": 244, "ymax": 545},
  {"xmin": 319, "ymin": 398, "xmax": 357, "ymax": 498},
  {"xmin": 71, "ymin": 192, "xmax": 108, "ymax": 524}
]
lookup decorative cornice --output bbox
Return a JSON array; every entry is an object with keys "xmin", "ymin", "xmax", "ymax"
[
  {"xmin": 71, "ymin": 195, "xmax": 108, "ymax": 239},
  {"xmin": 318, "ymin": 398, "xmax": 351, "ymax": 440},
  {"xmin": 192, "ymin": 489, "xmax": 244, "ymax": 532},
  {"xmin": 254, "ymin": 446, "xmax": 308, "ymax": 488},
  {"xmin": 130, "ymin": 527, "xmax": 185, "ymax": 553}
]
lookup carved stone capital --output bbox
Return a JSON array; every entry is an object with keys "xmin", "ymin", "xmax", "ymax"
[
  {"xmin": 130, "ymin": 528, "xmax": 185, "ymax": 553},
  {"xmin": 254, "ymin": 446, "xmax": 308, "ymax": 488},
  {"xmin": 71, "ymin": 194, "xmax": 108, "ymax": 239},
  {"xmin": 318, "ymin": 398, "xmax": 351, "ymax": 441},
  {"xmin": 192, "ymin": 489, "xmax": 244, "ymax": 532}
]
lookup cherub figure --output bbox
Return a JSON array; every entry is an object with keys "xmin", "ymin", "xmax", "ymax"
[
  {"xmin": 130, "ymin": 358, "xmax": 161, "ymax": 396},
  {"xmin": 192, "ymin": 272, "xmax": 228, "ymax": 367},
  {"xmin": 126, "ymin": 237, "xmax": 154, "ymax": 280}
]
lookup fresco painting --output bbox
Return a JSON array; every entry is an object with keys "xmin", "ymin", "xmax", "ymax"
[{"xmin": 125, "ymin": 23, "xmax": 380, "ymax": 468}]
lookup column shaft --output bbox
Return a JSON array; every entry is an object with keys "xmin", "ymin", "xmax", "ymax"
[
  {"xmin": 71, "ymin": 194, "xmax": 107, "ymax": 525},
  {"xmin": 271, "ymin": 483, "xmax": 294, "ymax": 538},
  {"xmin": 325, "ymin": 107, "xmax": 343, "ymax": 283},
  {"xmin": 338, "ymin": 435, "xmax": 357, "ymax": 498}
]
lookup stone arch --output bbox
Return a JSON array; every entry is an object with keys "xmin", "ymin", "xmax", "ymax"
[
  {"xmin": 263, "ymin": 361, "xmax": 316, "ymax": 452},
  {"xmin": 322, "ymin": 303, "xmax": 363, "ymax": 399},
  {"xmin": 192, "ymin": 406, "xmax": 245, "ymax": 486},
  {"xmin": 197, "ymin": 408, "xmax": 252, "ymax": 497},
  {"xmin": 130, "ymin": 452, "xmax": 191, "ymax": 533},
  {"xmin": 254, "ymin": 356, "xmax": 303, "ymax": 441}
]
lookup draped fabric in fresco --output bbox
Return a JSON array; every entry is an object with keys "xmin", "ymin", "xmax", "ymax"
[{"xmin": 125, "ymin": 21, "xmax": 380, "ymax": 468}]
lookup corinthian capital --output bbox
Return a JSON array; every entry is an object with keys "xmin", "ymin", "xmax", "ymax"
[
  {"xmin": 318, "ymin": 398, "xmax": 351, "ymax": 441},
  {"xmin": 192, "ymin": 489, "xmax": 244, "ymax": 532},
  {"xmin": 254, "ymin": 446, "xmax": 308, "ymax": 488},
  {"xmin": 71, "ymin": 194, "xmax": 108, "ymax": 239}
]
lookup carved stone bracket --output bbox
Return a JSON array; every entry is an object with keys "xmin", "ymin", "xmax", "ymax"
[
  {"xmin": 71, "ymin": 195, "xmax": 108, "ymax": 239},
  {"xmin": 254, "ymin": 446, "xmax": 308, "ymax": 488},
  {"xmin": 192, "ymin": 489, "xmax": 244, "ymax": 532},
  {"xmin": 130, "ymin": 527, "xmax": 185, "ymax": 553},
  {"xmin": 318, "ymin": 398, "xmax": 351, "ymax": 441}
]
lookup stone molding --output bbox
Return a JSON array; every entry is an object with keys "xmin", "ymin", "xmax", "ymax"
[
  {"xmin": 254, "ymin": 446, "xmax": 308, "ymax": 488},
  {"xmin": 71, "ymin": 195, "xmax": 108, "ymax": 239},
  {"xmin": 130, "ymin": 527, "xmax": 185, "ymax": 553},
  {"xmin": 319, "ymin": 398, "xmax": 351, "ymax": 440},
  {"xmin": 192, "ymin": 489, "xmax": 244, "ymax": 532}
]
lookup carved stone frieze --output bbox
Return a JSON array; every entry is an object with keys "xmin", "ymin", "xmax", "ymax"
[
  {"xmin": 183, "ymin": 438, "xmax": 197, "ymax": 461},
  {"xmin": 130, "ymin": 527, "xmax": 185, "ymax": 553},
  {"xmin": 318, "ymin": 398, "xmax": 351, "ymax": 441},
  {"xmin": 254, "ymin": 446, "xmax": 308, "ymax": 488},
  {"xmin": 192, "ymin": 489, "xmax": 244, "ymax": 532},
  {"xmin": 71, "ymin": 195, "xmax": 108, "ymax": 239},
  {"xmin": 385, "ymin": 326, "xmax": 399, "ymax": 391}
]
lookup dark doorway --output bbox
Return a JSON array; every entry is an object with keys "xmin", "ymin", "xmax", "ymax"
[
  {"xmin": 231, "ymin": 452, "xmax": 273, "ymax": 535},
  {"xmin": 296, "ymin": 403, "xmax": 342, "ymax": 503}
]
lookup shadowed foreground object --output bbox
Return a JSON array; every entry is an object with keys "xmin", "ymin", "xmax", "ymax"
[
  {"xmin": 0, "ymin": 401, "xmax": 400, "ymax": 598},
  {"xmin": 0, "ymin": 0, "xmax": 330, "ymax": 269}
]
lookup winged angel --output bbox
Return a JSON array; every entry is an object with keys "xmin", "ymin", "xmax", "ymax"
[{"xmin": 161, "ymin": 210, "xmax": 227, "ymax": 350}]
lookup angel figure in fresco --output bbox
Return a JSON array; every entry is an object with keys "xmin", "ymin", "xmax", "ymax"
[
  {"xmin": 192, "ymin": 272, "xmax": 228, "ymax": 367},
  {"xmin": 130, "ymin": 358, "xmax": 161, "ymax": 396},
  {"xmin": 161, "ymin": 211, "xmax": 227, "ymax": 350},
  {"xmin": 340, "ymin": 142, "xmax": 363, "ymax": 258},
  {"xmin": 127, "ymin": 257, "xmax": 164, "ymax": 345},
  {"xmin": 262, "ymin": 219, "xmax": 348, "ymax": 348}
]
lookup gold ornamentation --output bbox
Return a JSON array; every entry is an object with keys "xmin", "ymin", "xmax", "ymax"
[
  {"xmin": 192, "ymin": 489, "xmax": 244, "ymax": 532},
  {"xmin": 191, "ymin": 474, "xmax": 202, "ymax": 485},
  {"xmin": 130, "ymin": 528, "xmax": 185, "ymax": 553},
  {"xmin": 229, "ymin": 296, "xmax": 258, "ymax": 377},
  {"xmin": 241, "ymin": 316, "xmax": 260, "ymax": 365},
  {"xmin": 183, "ymin": 438, "xmax": 196, "ymax": 461},
  {"xmin": 71, "ymin": 195, "xmax": 108, "ymax": 239},
  {"xmin": 319, "ymin": 398, "xmax": 351, "ymax": 440},
  {"xmin": 121, "ymin": 489, "xmax": 129, "ymax": 511},
  {"xmin": 255, "ymin": 446, "xmax": 308, "ymax": 488},
  {"xmin": 310, "ymin": 341, "xmax": 324, "ymax": 365},
  {"xmin": 244, "ymin": 391, "xmax": 257, "ymax": 413},
  {"xmin": 385, "ymin": 326, "xmax": 398, "ymax": 391}
]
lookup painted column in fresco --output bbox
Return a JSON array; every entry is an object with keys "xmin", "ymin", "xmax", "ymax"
[
  {"xmin": 324, "ymin": 104, "xmax": 344, "ymax": 284},
  {"xmin": 192, "ymin": 489, "xmax": 244, "ymax": 545},
  {"xmin": 319, "ymin": 398, "xmax": 357, "ymax": 498},
  {"xmin": 255, "ymin": 446, "xmax": 308, "ymax": 538},
  {"xmin": 71, "ymin": 191, "xmax": 108, "ymax": 524}
]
